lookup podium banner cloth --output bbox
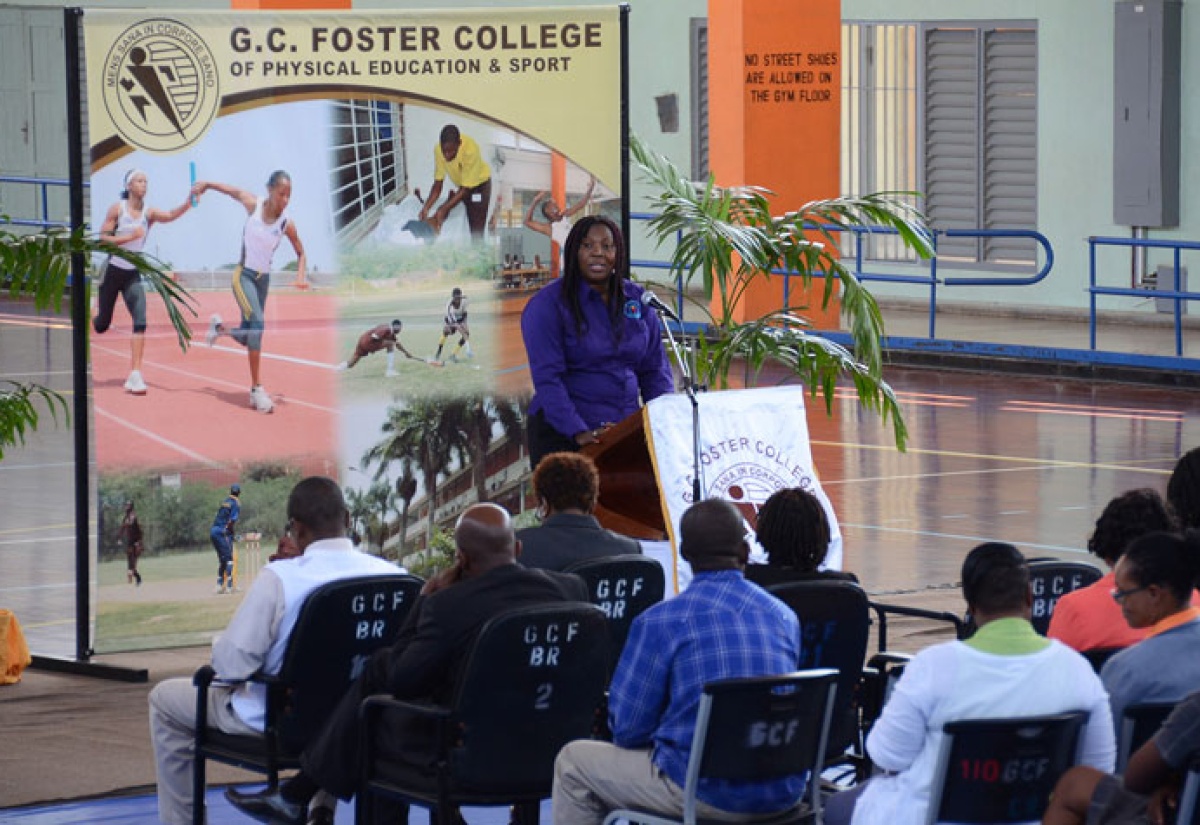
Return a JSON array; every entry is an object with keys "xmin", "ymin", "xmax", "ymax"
[{"xmin": 642, "ymin": 386, "xmax": 842, "ymax": 593}]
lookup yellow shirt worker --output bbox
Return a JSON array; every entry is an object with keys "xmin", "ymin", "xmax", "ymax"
[{"xmin": 419, "ymin": 124, "xmax": 493, "ymax": 239}]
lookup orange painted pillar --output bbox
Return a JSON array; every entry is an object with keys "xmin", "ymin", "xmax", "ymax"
[
  {"xmin": 708, "ymin": 0, "xmax": 841, "ymax": 327},
  {"xmin": 232, "ymin": 0, "xmax": 349, "ymax": 8}
]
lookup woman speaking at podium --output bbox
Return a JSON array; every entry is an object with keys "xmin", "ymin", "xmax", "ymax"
[{"xmin": 521, "ymin": 215, "xmax": 674, "ymax": 467}]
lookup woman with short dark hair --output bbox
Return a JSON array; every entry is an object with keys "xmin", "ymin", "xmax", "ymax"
[{"xmin": 516, "ymin": 452, "xmax": 640, "ymax": 571}]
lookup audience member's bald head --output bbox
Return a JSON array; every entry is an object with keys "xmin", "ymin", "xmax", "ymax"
[
  {"xmin": 454, "ymin": 502, "xmax": 518, "ymax": 571},
  {"xmin": 680, "ymin": 499, "xmax": 749, "ymax": 572}
]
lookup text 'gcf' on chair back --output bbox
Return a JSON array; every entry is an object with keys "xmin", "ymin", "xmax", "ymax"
[
  {"xmin": 1027, "ymin": 561, "xmax": 1103, "ymax": 636},
  {"xmin": 357, "ymin": 602, "xmax": 610, "ymax": 825},
  {"xmin": 191, "ymin": 573, "xmax": 424, "ymax": 825},
  {"xmin": 925, "ymin": 711, "xmax": 1088, "ymax": 825},
  {"xmin": 564, "ymin": 554, "xmax": 665, "ymax": 678},
  {"xmin": 603, "ymin": 668, "xmax": 839, "ymax": 825},
  {"xmin": 767, "ymin": 581, "xmax": 869, "ymax": 769}
]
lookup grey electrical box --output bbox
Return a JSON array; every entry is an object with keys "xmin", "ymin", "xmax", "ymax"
[
  {"xmin": 1155, "ymin": 264, "xmax": 1188, "ymax": 315},
  {"xmin": 1113, "ymin": 0, "xmax": 1181, "ymax": 228}
]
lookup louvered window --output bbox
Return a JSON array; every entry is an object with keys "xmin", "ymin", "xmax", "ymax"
[
  {"xmin": 842, "ymin": 23, "xmax": 921, "ymax": 261},
  {"xmin": 840, "ymin": 21, "xmax": 1037, "ymax": 267},
  {"xmin": 923, "ymin": 25, "xmax": 1037, "ymax": 266},
  {"xmin": 691, "ymin": 18, "xmax": 709, "ymax": 181}
]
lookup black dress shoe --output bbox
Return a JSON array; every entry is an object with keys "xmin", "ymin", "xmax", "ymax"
[
  {"xmin": 224, "ymin": 786, "xmax": 306, "ymax": 825},
  {"xmin": 307, "ymin": 806, "xmax": 335, "ymax": 825}
]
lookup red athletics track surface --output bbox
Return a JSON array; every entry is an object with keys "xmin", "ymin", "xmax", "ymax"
[{"xmin": 91, "ymin": 288, "xmax": 338, "ymax": 472}]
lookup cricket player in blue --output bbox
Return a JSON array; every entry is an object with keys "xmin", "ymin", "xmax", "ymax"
[{"xmin": 210, "ymin": 484, "xmax": 241, "ymax": 594}]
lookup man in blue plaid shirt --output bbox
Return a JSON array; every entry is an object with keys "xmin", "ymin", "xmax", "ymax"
[{"xmin": 552, "ymin": 498, "xmax": 803, "ymax": 824}]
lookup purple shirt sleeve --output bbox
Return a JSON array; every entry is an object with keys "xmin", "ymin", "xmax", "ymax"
[{"xmin": 522, "ymin": 282, "xmax": 590, "ymax": 439}]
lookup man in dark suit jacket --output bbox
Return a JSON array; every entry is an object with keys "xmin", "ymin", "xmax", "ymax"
[
  {"xmin": 227, "ymin": 502, "xmax": 587, "ymax": 825},
  {"xmin": 518, "ymin": 452, "xmax": 641, "ymax": 571}
]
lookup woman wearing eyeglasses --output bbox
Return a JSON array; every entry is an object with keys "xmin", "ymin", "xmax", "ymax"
[{"xmin": 1100, "ymin": 529, "xmax": 1200, "ymax": 730}]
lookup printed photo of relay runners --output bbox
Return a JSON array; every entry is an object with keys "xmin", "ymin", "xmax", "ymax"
[{"xmin": 77, "ymin": 6, "xmax": 625, "ymax": 650}]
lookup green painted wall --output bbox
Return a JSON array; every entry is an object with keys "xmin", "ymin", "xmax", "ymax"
[
  {"xmin": 846, "ymin": 0, "xmax": 1200, "ymax": 311},
  {"xmin": 9, "ymin": 0, "xmax": 1198, "ymax": 313}
]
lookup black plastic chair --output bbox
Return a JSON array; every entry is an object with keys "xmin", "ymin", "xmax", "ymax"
[
  {"xmin": 1118, "ymin": 701, "xmax": 1177, "ymax": 772},
  {"xmin": 767, "ymin": 581, "xmax": 870, "ymax": 775},
  {"xmin": 191, "ymin": 572, "xmax": 423, "ymax": 825},
  {"xmin": 1027, "ymin": 561, "xmax": 1103, "ymax": 636},
  {"xmin": 602, "ymin": 669, "xmax": 839, "ymax": 825},
  {"xmin": 1081, "ymin": 646, "xmax": 1121, "ymax": 673},
  {"xmin": 926, "ymin": 711, "xmax": 1088, "ymax": 825},
  {"xmin": 1178, "ymin": 759, "xmax": 1200, "ymax": 825},
  {"xmin": 564, "ymin": 554, "xmax": 665, "ymax": 678},
  {"xmin": 868, "ymin": 600, "xmax": 969, "ymax": 651},
  {"xmin": 356, "ymin": 602, "xmax": 610, "ymax": 825}
]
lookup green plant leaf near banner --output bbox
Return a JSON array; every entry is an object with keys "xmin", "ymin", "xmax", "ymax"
[{"xmin": 630, "ymin": 134, "xmax": 933, "ymax": 451}]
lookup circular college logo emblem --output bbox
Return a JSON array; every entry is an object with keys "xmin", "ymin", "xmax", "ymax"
[
  {"xmin": 707, "ymin": 462, "xmax": 797, "ymax": 526},
  {"xmin": 101, "ymin": 19, "xmax": 219, "ymax": 153}
]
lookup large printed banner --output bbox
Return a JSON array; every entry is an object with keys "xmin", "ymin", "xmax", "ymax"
[
  {"xmin": 84, "ymin": 9, "xmax": 621, "ymax": 186},
  {"xmin": 643, "ymin": 386, "xmax": 843, "ymax": 592},
  {"xmin": 80, "ymin": 7, "xmax": 621, "ymax": 652}
]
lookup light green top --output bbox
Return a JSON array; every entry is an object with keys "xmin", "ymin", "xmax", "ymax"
[{"xmin": 963, "ymin": 616, "xmax": 1051, "ymax": 655}]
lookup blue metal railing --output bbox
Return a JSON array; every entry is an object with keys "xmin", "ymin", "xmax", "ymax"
[
  {"xmin": 629, "ymin": 213, "xmax": 1054, "ymax": 340},
  {"xmin": 0, "ymin": 175, "xmax": 80, "ymax": 229},
  {"xmin": 1088, "ymin": 235, "xmax": 1200, "ymax": 357}
]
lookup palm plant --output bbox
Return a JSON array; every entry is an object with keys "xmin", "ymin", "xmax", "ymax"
[
  {"xmin": 394, "ymin": 468, "xmax": 417, "ymax": 552},
  {"xmin": 630, "ymin": 135, "xmax": 933, "ymax": 450},
  {"xmin": 360, "ymin": 399, "xmax": 471, "ymax": 546},
  {"xmin": 460, "ymin": 395, "xmax": 524, "ymax": 504},
  {"xmin": 1, "ymin": 223, "xmax": 195, "ymax": 457}
]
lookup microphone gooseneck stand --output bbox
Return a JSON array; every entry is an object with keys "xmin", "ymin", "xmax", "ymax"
[{"xmin": 645, "ymin": 293, "xmax": 705, "ymax": 504}]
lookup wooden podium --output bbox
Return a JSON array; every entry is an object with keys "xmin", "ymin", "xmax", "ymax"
[{"xmin": 582, "ymin": 410, "xmax": 667, "ymax": 540}]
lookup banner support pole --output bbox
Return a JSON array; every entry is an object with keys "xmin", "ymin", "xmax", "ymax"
[
  {"xmin": 619, "ymin": 3, "xmax": 631, "ymax": 255},
  {"xmin": 40, "ymin": 7, "xmax": 149, "ymax": 683}
]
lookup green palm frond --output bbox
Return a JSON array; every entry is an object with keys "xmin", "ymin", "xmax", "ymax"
[
  {"xmin": 0, "ymin": 380, "xmax": 69, "ymax": 460},
  {"xmin": 630, "ymin": 134, "xmax": 931, "ymax": 451},
  {"xmin": 1, "ymin": 222, "xmax": 197, "ymax": 456}
]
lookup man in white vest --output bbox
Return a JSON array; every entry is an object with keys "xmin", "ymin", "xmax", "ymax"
[{"xmin": 148, "ymin": 476, "xmax": 401, "ymax": 825}]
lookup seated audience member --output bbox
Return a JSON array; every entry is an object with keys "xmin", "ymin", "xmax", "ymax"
[
  {"xmin": 1048, "ymin": 489, "xmax": 1177, "ymax": 652},
  {"xmin": 517, "ymin": 451, "xmax": 640, "ymax": 571},
  {"xmin": 227, "ymin": 503, "xmax": 587, "ymax": 825},
  {"xmin": 1100, "ymin": 530, "xmax": 1200, "ymax": 729},
  {"xmin": 552, "ymin": 498, "xmax": 802, "ymax": 825},
  {"xmin": 148, "ymin": 476, "xmax": 402, "ymax": 825},
  {"xmin": 744, "ymin": 486, "xmax": 858, "ymax": 588},
  {"xmin": 823, "ymin": 542, "xmax": 1115, "ymax": 825},
  {"xmin": 1168, "ymin": 447, "xmax": 1200, "ymax": 530},
  {"xmin": 1043, "ymin": 688, "xmax": 1200, "ymax": 825}
]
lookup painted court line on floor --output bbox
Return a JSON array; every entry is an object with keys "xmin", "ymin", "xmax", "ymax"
[
  {"xmin": 810, "ymin": 439, "xmax": 1177, "ymax": 475},
  {"xmin": 841, "ymin": 522, "xmax": 1089, "ymax": 556}
]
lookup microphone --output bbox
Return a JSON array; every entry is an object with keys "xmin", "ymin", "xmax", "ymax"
[{"xmin": 641, "ymin": 290, "xmax": 681, "ymax": 323}]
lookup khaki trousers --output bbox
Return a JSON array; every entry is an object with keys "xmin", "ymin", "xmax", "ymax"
[
  {"xmin": 552, "ymin": 740, "xmax": 750, "ymax": 825},
  {"xmin": 149, "ymin": 677, "xmax": 259, "ymax": 825}
]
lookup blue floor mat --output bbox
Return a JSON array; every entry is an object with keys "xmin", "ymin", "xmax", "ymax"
[{"xmin": 1, "ymin": 786, "xmax": 542, "ymax": 824}]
